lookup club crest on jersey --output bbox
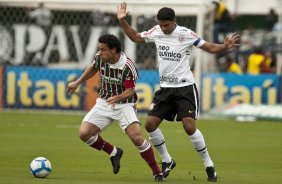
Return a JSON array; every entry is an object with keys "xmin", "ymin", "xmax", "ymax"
[{"xmin": 178, "ymin": 34, "xmax": 185, "ymax": 43}]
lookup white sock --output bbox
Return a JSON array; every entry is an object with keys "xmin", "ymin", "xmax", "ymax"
[
  {"xmin": 148, "ymin": 128, "xmax": 172, "ymax": 163},
  {"xmin": 137, "ymin": 140, "xmax": 151, "ymax": 153},
  {"xmin": 85, "ymin": 134, "xmax": 98, "ymax": 145},
  {"xmin": 189, "ymin": 129, "xmax": 214, "ymax": 167}
]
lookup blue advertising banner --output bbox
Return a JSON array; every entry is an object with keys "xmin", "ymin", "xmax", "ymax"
[
  {"xmin": 3, "ymin": 66, "xmax": 84, "ymax": 110},
  {"xmin": 136, "ymin": 72, "xmax": 282, "ymax": 112},
  {"xmin": 2, "ymin": 67, "xmax": 281, "ymax": 112},
  {"xmin": 135, "ymin": 70, "xmax": 160, "ymax": 110},
  {"xmin": 201, "ymin": 73, "xmax": 281, "ymax": 112}
]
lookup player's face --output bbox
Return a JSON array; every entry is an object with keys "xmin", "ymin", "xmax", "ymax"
[
  {"xmin": 158, "ymin": 19, "xmax": 176, "ymax": 34},
  {"xmin": 98, "ymin": 43, "xmax": 115, "ymax": 63}
]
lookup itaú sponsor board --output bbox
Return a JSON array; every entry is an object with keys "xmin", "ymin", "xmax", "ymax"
[
  {"xmin": 3, "ymin": 66, "xmax": 84, "ymax": 110},
  {"xmin": 201, "ymin": 73, "xmax": 281, "ymax": 112},
  {"xmin": 135, "ymin": 70, "xmax": 160, "ymax": 111},
  {"xmin": 2, "ymin": 67, "xmax": 158, "ymax": 111}
]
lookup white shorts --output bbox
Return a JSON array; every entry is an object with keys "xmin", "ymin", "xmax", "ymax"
[{"xmin": 83, "ymin": 98, "xmax": 139, "ymax": 132}]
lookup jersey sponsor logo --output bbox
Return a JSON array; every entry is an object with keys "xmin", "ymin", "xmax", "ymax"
[
  {"xmin": 160, "ymin": 74, "xmax": 179, "ymax": 84},
  {"xmin": 158, "ymin": 51, "xmax": 181, "ymax": 60},
  {"xmin": 101, "ymin": 75, "xmax": 122, "ymax": 85},
  {"xmin": 158, "ymin": 45, "xmax": 170, "ymax": 51},
  {"xmin": 158, "ymin": 45, "xmax": 181, "ymax": 62}
]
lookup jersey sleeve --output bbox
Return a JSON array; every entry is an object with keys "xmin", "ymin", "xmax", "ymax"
[
  {"xmin": 140, "ymin": 26, "xmax": 158, "ymax": 43},
  {"xmin": 189, "ymin": 30, "xmax": 206, "ymax": 48},
  {"xmin": 123, "ymin": 61, "xmax": 138, "ymax": 89}
]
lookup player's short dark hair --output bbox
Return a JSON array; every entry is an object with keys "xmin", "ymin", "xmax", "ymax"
[
  {"xmin": 157, "ymin": 7, "xmax": 175, "ymax": 21},
  {"xmin": 98, "ymin": 34, "xmax": 121, "ymax": 53}
]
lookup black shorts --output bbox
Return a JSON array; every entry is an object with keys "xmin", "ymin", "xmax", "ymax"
[{"xmin": 148, "ymin": 84, "xmax": 199, "ymax": 121}]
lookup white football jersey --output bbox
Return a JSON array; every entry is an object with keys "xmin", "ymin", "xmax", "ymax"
[{"xmin": 141, "ymin": 25, "xmax": 205, "ymax": 87}]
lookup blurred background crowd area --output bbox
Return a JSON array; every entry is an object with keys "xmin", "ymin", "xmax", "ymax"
[{"xmin": 0, "ymin": 0, "xmax": 281, "ymax": 75}]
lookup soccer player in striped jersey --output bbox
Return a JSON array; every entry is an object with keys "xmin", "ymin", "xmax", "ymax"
[
  {"xmin": 117, "ymin": 2, "xmax": 239, "ymax": 182},
  {"xmin": 67, "ymin": 34, "xmax": 164, "ymax": 182}
]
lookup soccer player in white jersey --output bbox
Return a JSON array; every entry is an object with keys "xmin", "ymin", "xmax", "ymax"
[
  {"xmin": 67, "ymin": 34, "xmax": 164, "ymax": 182},
  {"xmin": 117, "ymin": 2, "xmax": 239, "ymax": 182}
]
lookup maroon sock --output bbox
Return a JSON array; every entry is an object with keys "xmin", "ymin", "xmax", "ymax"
[
  {"xmin": 140, "ymin": 146, "xmax": 161, "ymax": 176},
  {"xmin": 90, "ymin": 135, "xmax": 114, "ymax": 155}
]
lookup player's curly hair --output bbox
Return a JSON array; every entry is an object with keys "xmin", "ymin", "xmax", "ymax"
[
  {"xmin": 157, "ymin": 7, "xmax": 175, "ymax": 21},
  {"xmin": 98, "ymin": 34, "xmax": 121, "ymax": 53}
]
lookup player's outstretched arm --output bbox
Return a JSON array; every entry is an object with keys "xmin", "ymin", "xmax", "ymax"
[
  {"xmin": 117, "ymin": 2, "xmax": 144, "ymax": 42},
  {"xmin": 200, "ymin": 33, "xmax": 240, "ymax": 54},
  {"xmin": 67, "ymin": 65, "xmax": 98, "ymax": 94}
]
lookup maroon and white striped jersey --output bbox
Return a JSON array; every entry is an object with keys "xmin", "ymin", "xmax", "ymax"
[{"xmin": 92, "ymin": 52, "xmax": 138, "ymax": 104}]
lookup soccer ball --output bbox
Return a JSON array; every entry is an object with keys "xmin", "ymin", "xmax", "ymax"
[{"xmin": 30, "ymin": 157, "xmax": 52, "ymax": 178}]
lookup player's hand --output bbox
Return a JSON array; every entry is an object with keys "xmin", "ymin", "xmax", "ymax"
[
  {"xmin": 67, "ymin": 81, "xmax": 79, "ymax": 94},
  {"xmin": 224, "ymin": 33, "xmax": 240, "ymax": 49},
  {"xmin": 107, "ymin": 96, "xmax": 121, "ymax": 108},
  {"xmin": 117, "ymin": 2, "xmax": 129, "ymax": 20}
]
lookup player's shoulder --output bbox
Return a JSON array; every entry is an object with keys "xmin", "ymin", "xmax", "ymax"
[
  {"xmin": 150, "ymin": 25, "xmax": 162, "ymax": 32},
  {"xmin": 176, "ymin": 25, "xmax": 190, "ymax": 32},
  {"xmin": 123, "ymin": 54, "xmax": 137, "ymax": 69},
  {"xmin": 176, "ymin": 25, "xmax": 196, "ymax": 34},
  {"xmin": 176, "ymin": 25, "xmax": 198, "ymax": 37},
  {"xmin": 125, "ymin": 57, "xmax": 137, "ymax": 70},
  {"xmin": 121, "ymin": 53, "xmax": 134, "ymax": 66},
  {"xmin": 143, "ymin": 25, "xmax": 161, "ymax": 36},
  {"xmin": 123, "ymin": 54, "xmax": 138, "ymax": 78}
]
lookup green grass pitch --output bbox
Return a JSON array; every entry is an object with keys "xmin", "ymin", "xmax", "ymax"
[{"xmin": 0, "ymin": 111, "xmax": 282, "ymax": 184}]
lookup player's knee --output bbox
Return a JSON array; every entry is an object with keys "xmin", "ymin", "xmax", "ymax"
[
  {"xmin": 145, "ymin": 122, "xmax": 155, "ymax": 132},
  {"xmin": 132, "ymin": 135, "xmax": 144, "ymax": 146},
  {"xmin": 78, "ymin": 127, "xmax": 91, "ymax": 142},
  {"xmin": 182, "ymin": 118, "xmax": 196, "ymax": 135},
  {"xmin": 185, "ymin": 127, "xmax": 196, "ymax": 135},
  {"xmin": 145, "ymin": 116, "xmax": 160, "ymax": 132}
]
